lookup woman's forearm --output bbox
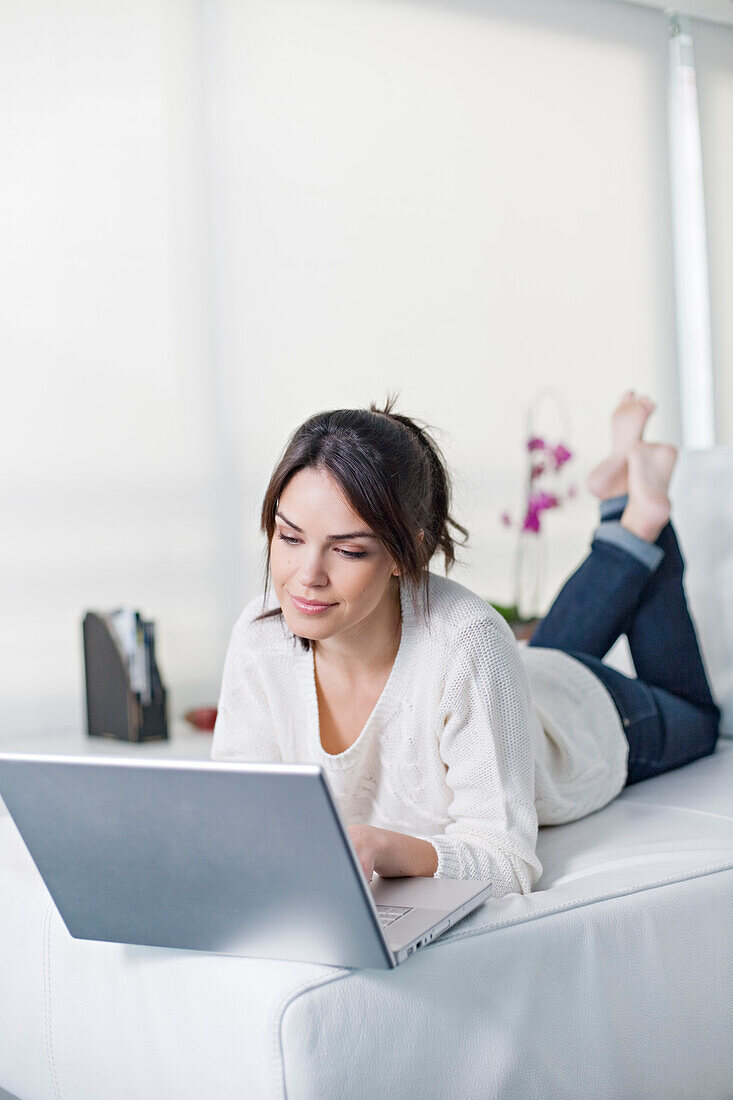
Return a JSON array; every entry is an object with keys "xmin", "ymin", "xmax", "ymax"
[{"xmin": 377, "ymin": 829, "xmax": 439, "ymax": 877}]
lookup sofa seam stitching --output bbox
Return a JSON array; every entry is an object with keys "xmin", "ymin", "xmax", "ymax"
[
  {"xmin": 436, "ymin": 859, "xmax": 733, "ymax": 946},
  {"xmin": 617, "ymin": 799, "xmax": 733, "ymax": 824},
  {"xmin": 42, "ymin": 901, "xmax": 62, "ymax": 1100},
  {"xmin": 272, "ymin": 969, "xmax": 351, "ymax": 1100}
]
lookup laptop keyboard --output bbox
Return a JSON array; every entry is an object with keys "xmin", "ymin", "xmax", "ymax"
[{"xmin": 376, "ymin": 904, "xmax": 413, "ymax": 928}]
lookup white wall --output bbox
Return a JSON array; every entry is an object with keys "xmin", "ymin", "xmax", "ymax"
[
  {"xmin": 1, "ymin": 0, "xmax": 729, "ymax": 738},
  {"xmin": 0, "ymin": 0, "xmax": 222, "ymax": 735},
  {"xmin": 203, "ymin": 0, "xmax": 677, "ymax": 614}
]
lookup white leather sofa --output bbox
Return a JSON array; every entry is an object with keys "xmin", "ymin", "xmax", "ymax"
[{"xmin": 1, "ymin": 451, "xmax": 732, "ymax": 1100}]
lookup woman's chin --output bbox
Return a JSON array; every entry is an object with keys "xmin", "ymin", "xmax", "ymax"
[{"xmin": 281, "ymin": 609, "xmax": 334, "ymax": 641}]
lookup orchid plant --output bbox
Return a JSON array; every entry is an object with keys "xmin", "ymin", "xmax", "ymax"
[{"xmin": 496, "ymin": 398, "xmax": 576, "ymax": 625}]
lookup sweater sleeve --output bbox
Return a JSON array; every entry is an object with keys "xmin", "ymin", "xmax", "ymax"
[
  {"xmin": 210, "ymin": 619, "xmax": 282, "ymax": 764},
  {"xmin": 427, "ymin": 617, "xmax": 542, "ymax": 895}
]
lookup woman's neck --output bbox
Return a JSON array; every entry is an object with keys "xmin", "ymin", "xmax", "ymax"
[{"xmin": 313, "ymin": 576, "xmax": 402, "ymax": 680}]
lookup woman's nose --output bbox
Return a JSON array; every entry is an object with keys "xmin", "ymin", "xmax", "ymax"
[{"xmin": 297, "ymin": 549, "xmax": 329, "ymax": 588}]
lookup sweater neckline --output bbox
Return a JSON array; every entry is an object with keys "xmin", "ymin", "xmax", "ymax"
[{"xmin": 304, "ymin": 581, "xmax": 416, "ymax": 769}]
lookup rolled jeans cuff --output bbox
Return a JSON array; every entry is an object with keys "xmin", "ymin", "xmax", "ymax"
[
  {"xmin": 600, "ymin": 494, "xmax": 629, "ymax": 522},
  {"xmin": 592, "ymin": 520, "xmax": 665, "ymax": 572}
]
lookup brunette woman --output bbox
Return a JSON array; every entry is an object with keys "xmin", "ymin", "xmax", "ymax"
[{"xmin": 211, "ymin": 395, "xmax": 719, "ymax": 894}]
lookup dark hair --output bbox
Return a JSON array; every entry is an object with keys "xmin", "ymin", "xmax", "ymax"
[{"xmin": 258, "ymin": 397, "xmax": 468, "ymax": 647}]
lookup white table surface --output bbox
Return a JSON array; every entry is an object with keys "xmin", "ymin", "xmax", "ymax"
[{"xmin": 0, "ymin": 721, "xmax": 215, "ymax": 760}]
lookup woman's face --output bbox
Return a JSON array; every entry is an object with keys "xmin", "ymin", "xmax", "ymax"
[{"xmin": 270, "ymin": 466, "xmax": 400, "ymax": 645}]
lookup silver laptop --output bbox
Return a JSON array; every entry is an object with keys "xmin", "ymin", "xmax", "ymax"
[{"xmin": 0, "ymin": 753, "xmax": 492, "ymax": 969}]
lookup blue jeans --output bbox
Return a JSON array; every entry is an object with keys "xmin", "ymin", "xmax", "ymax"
[{"xmin": 528, "ymin": 496, "xmax": 720, "ymax": 786}]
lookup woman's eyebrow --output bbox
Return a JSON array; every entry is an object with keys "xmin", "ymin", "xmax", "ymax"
[
  {"xmin": 326, "ymin": 531, "xmax": 378, "ymax": 541},
  {"xmin": 275, "ymin": 510, "xmax": 377, "ymax": 541},
  {"xmin": 275, "ymin": 510, "xmax": 303, "ymax": 532}
]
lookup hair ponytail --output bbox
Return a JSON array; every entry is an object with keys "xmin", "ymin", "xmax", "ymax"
[{"xmin": 369, "ymin": 397, "xmax": 468, "ymax": 574}]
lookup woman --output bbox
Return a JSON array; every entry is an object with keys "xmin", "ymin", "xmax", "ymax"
[{"xmin": 211, "ymin": 393, "xmax": 720, "ymax": 896}]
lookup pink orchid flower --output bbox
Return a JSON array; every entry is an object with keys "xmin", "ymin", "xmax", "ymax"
[
  {"xmin": 522, "ymin": 507, "xmax": 541, "ymax": 533},
  {"xmin": 522, "ymin": 491, "xmax": 559, "ymax": 533},
  {"xmin": 550, "ymin": 443, "xmax": 573, "ymax": 469},
  {"xmin": 530, "ymin": 490, "xmax": 559, "ymax": 511},
  {"xmin": 505, "ymin": 432, "xmax": 574, "ymax": 539}
]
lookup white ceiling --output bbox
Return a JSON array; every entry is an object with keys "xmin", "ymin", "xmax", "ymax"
[{"xmin": 618, "ymin": 0, "xmax": 733, "ymax": 27}]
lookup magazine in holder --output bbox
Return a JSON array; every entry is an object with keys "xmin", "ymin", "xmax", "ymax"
[{"xmin": 82, "ymin": 611, "xmax": 168, "ymax": 742}]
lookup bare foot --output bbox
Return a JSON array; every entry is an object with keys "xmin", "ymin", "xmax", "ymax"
[
  {"xmin": 586, "ymin": 392, "xmax": 657, "ymax": 500},
  {"xmin": 620, "ymin": 442, "xmax": 677, "ymax": 542}
]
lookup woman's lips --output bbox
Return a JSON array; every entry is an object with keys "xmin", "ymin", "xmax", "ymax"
[{"xmin": 289, "ymin": 593, "xmax": 337, "ymax": 615}]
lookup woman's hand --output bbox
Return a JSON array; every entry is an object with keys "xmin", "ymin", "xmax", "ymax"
[{"xmin": 348, "ymin": 824, "xmax": 438, "ymax": 882}]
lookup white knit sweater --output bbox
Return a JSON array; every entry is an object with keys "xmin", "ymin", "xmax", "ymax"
[{"xmin": 211, "ymin": 574, "xmax": 628, "ymax": 896}]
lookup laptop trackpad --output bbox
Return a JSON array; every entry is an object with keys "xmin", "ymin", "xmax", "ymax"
[
  {"xmin": 382, "ymin": 907, "xmax": 450, "ymax": 951},
  {"xmin": 370, "ymin": 875, "xmax": 484, "ymax": 951}
]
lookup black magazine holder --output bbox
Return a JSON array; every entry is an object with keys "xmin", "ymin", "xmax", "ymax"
[{"xmin": 82, "ymin": 612, "xmax": 168, "ymax": 742}]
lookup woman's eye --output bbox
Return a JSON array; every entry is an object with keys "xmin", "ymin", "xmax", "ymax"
[{"xmin": 276, "ymin": 531, "xmax": 366, "ymax": 558}]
